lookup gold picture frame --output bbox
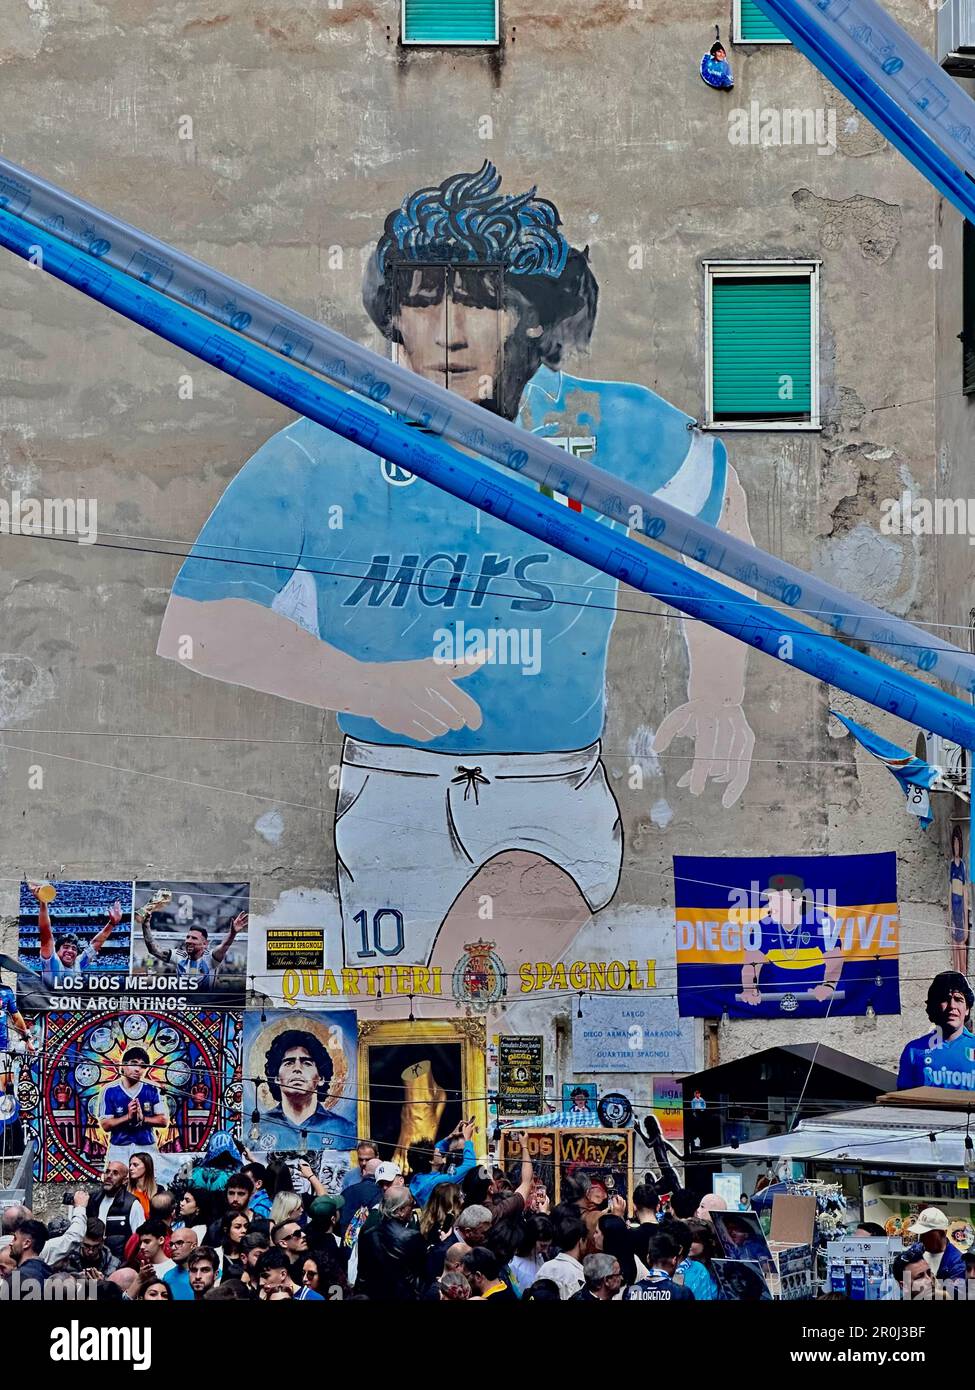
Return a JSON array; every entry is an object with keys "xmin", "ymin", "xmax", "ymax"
[{"xmin": 357, "ymin": 1017, "xmax": 488, "ymax": 1166}]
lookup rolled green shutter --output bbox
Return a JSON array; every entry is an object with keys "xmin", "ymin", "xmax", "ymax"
[
  {"xmin": 403, "ymin": 0, "xmax": 498, "ymax": 43},
  {"xmin": 738, "ymin": 0, "xmax": 789, "ymax": 42},
  {"xmin": 712, "ymin": 277, "xmax": 812, "ymax": 420}
]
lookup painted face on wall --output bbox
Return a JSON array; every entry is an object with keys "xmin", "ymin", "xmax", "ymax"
[
  {"xmin": 278, "ymin": 1045, "xmax": 321, "ymax": 1098},
  {"xmin": 391, "ymin": 266, "xmax": 543, "ymax": 413}
]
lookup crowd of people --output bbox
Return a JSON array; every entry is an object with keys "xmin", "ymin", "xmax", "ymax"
[{"xmin": 0, "ymin": 1118, "xmax": 971, "ymax": 1302}]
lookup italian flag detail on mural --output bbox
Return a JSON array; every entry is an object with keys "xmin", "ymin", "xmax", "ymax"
[{"xmin": 539, "ymin": 485, "xmax": 583, "ymax": 512}]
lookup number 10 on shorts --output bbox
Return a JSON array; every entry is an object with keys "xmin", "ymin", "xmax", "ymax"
[{"xmin": 353, "ymin": 908, "xmax": 405, "ymax": 958}]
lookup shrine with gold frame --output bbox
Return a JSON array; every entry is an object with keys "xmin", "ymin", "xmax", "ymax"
[{"xmin": 357, "ymin": 1018, "xmax": 488, "ymax": 1167}]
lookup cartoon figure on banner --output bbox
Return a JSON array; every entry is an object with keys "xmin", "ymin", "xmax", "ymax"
[
  {"xmin": 40, "ymin": 1011, "xmax": 236, "ymax": 1183},
  {"xmin": 898, "ymin": 971, "xmax": 975, "ymax": 1091},
  {"xmin": 159, "ymin": 161, "xmax": 755, "ymax": 984},
  {"xmin": 948, "ymin": 825, "xmax": 970, "ymax": 976},
  {"xmin": 243, "ymin": 1010, "xmax": 357, "ymax": 1156},
  {"xmin": 741, "ymin": 873, "xmax": 842, "ymax": 1011}
]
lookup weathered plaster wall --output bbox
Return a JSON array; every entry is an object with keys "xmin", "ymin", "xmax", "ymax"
[{"xmin": 0, "ymin": 0, "xmax": 950, "ymax": 1161}]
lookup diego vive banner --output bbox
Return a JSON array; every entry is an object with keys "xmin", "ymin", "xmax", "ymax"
[{"xmin": 674, "ymin": 853, "xmax": 899, "ymax": 1019}]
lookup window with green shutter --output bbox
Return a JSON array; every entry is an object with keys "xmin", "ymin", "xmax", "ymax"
[
  {"xmin": 402, "ymin": 0, "xmax": 499, "ymax": 45},
  {"xmin": 963, "ymin": 218, "xmax": 975, "ymax": 396},
  {"xmin": 735, "ymin": 0, "xmax": 791, "ymax": 43},
  {"xmin": 708, "ymin": 268, "xmax": 819, "ymax": 427}
]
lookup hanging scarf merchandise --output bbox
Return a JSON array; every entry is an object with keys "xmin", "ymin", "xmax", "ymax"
[{"xmin": 701, "ymin": 26, "xmax": 734, "ymax": 89}]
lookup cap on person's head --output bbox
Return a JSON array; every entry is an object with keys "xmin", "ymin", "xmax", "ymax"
[
  {"xmin": 761, "ymin": 873, "xmax": 804, "ymax": 902},
  {"xmin": 908, "ymin": 1207, "xmax": 950, "ymax": 1235},
  {"xmin": 309, "ymin": 1195, "xmax": 343, "ymax": 1220},
  {"xmin": 375, "ymin": 1161, "xmax": 402, "ymax": 1184}
]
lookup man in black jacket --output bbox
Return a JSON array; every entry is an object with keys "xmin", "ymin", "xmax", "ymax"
[
  {"xmin": 355, "ymin": 1186, "xmax": 426, "ymax": 1301},
  {"xmin": 95, "ymin": 1161, "xmax": 141, "ymax": 1257}
]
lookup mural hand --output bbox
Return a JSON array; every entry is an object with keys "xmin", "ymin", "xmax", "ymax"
[
  {"xmin": 653, "ymin": 698, "xmax": 754, "ymax": 808},
  {"xmin": 363, "ymin": 653, "xmax": 486, "ymax": 741}
]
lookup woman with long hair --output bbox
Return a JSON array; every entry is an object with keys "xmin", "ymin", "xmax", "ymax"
[
  {"xmin": 508, "ymin": 1214, "xmax": 552, "ymax": 1294},
  {"xmin": 264, "ymin": 1158, "xmax": 296, "ymax": 1199},
  {"xmin": 137, "ymin": 1277, "xmax": 172, "ymax": 1301},
  {"xmin": 300, "ymin": 1249, "xmax": 346, "ymax": 1300},
  {"xmin": 127, "ymin": 1152, "xmax": 158, "ymax": 1219},
  {"xmin": 419, "ymin": 1182, "xmax": 464, "ymax": 1246},
  {"xmin": 269, "ymin": 1190, "xmax": 303, "ymax": 1229},
  {"xmin": 215, "ymin": 1211, "xmax": 250, "ymax": 1281},
  {"xmin": 677, "ymin": 1217, "xmax": 720, "ymax": 1301},
  {"xmin": 172, "ymin": 1188, "xmax": 208, "ymax": 1243}
]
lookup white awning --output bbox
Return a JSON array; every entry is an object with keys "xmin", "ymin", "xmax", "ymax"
[{"xmin": 705, "ymin": 1107, "xmax": 972, "ymax": 1170}]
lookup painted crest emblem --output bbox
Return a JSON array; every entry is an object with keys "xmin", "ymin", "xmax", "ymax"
[{"xmin": 452, "ymin": 938, "xmax": 506, "ymax": 1012}]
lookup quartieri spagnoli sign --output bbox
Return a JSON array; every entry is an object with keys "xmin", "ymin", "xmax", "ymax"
[{"xmin": 275, "ymin": 958, "xmax": 658, "ymax": 1006}]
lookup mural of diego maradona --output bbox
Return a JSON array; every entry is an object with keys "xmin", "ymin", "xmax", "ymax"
[
  {"xmin": 159, "ymin": 161, "xmax": 755, "ymax": 978},
  {"xmin": 253, "ymin": 1025, "xmax": 357, "ymax": 1154}
]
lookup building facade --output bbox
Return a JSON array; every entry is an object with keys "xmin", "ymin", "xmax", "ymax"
[{"xmin": 0, "ymin": 0, "xmax": 960, "ymax": 1190}]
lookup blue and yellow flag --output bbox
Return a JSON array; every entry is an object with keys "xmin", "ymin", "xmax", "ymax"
[{"xmin": 674, "ymin": 852, "xmax": 899, "ymax": 1019}]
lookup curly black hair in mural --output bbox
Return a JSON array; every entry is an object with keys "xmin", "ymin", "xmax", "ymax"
[{"xmin": 363, "ymin": 161, "xmax": 598, "ymax": 375}]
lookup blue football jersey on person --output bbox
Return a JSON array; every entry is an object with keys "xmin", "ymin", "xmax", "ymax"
[
  {"xmin": 100, "ymin": 1082, "xmax": 161, "ymax": 1145},
  {"xmin": 624, "ymin": 1271, "xmax": 695, "ymax": 1301},
  {"xmin": 171, "ymin": 366, "xmax": 727, "ymax": 754},
  {"xmin": 258, "ymin": 1103, "xmax": 357, "ymax": 1153},
  {"xmin": 897, "ymin": 1028, "xmax": 975, "ymax": 1091},
  {"xmin": 40, "ymin": 946, "xmax": 96, "ymax": 987},
  {"xmin": 173, "ymin": 948, "xmax": 218, "ymax": 990},
  {"xmin": 757, "ymin": 910, "xmax": 832, "ymax": 990},
  {"xmin": 0, "ymin": 986, "xmax": 17, "ymax": 1050}
]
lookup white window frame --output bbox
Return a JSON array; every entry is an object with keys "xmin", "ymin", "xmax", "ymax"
[
  {"xmin": 704, "ymin": 259, "xmax": 821, "ymax": 432},
  {"xmin": 400, "ymin": 0, "xmax": 500, "ymax": 46},
  {"xmin": 732, "ymin": 0, "xmax": 793, "ymax": 45}
]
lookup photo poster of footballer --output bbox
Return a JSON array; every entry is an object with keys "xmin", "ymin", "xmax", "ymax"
[
  {"xmin": 37, "ymin": 1008, "xmax": 241, "ymax": 1184},
  {"xmin": 131, "ymin": 881, "xmax": 250, "ymax": 1007},
  {"xmin": 18, "ymin": 879, "xmax": 132, "ymax": 995},
  {"xmin": 242, "ymin": 1008, "xmax": 358, "ymax": 1169},
  {"xmin": 15, "ymin": 879, "xmax": 249, "ymax": 1009}
]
